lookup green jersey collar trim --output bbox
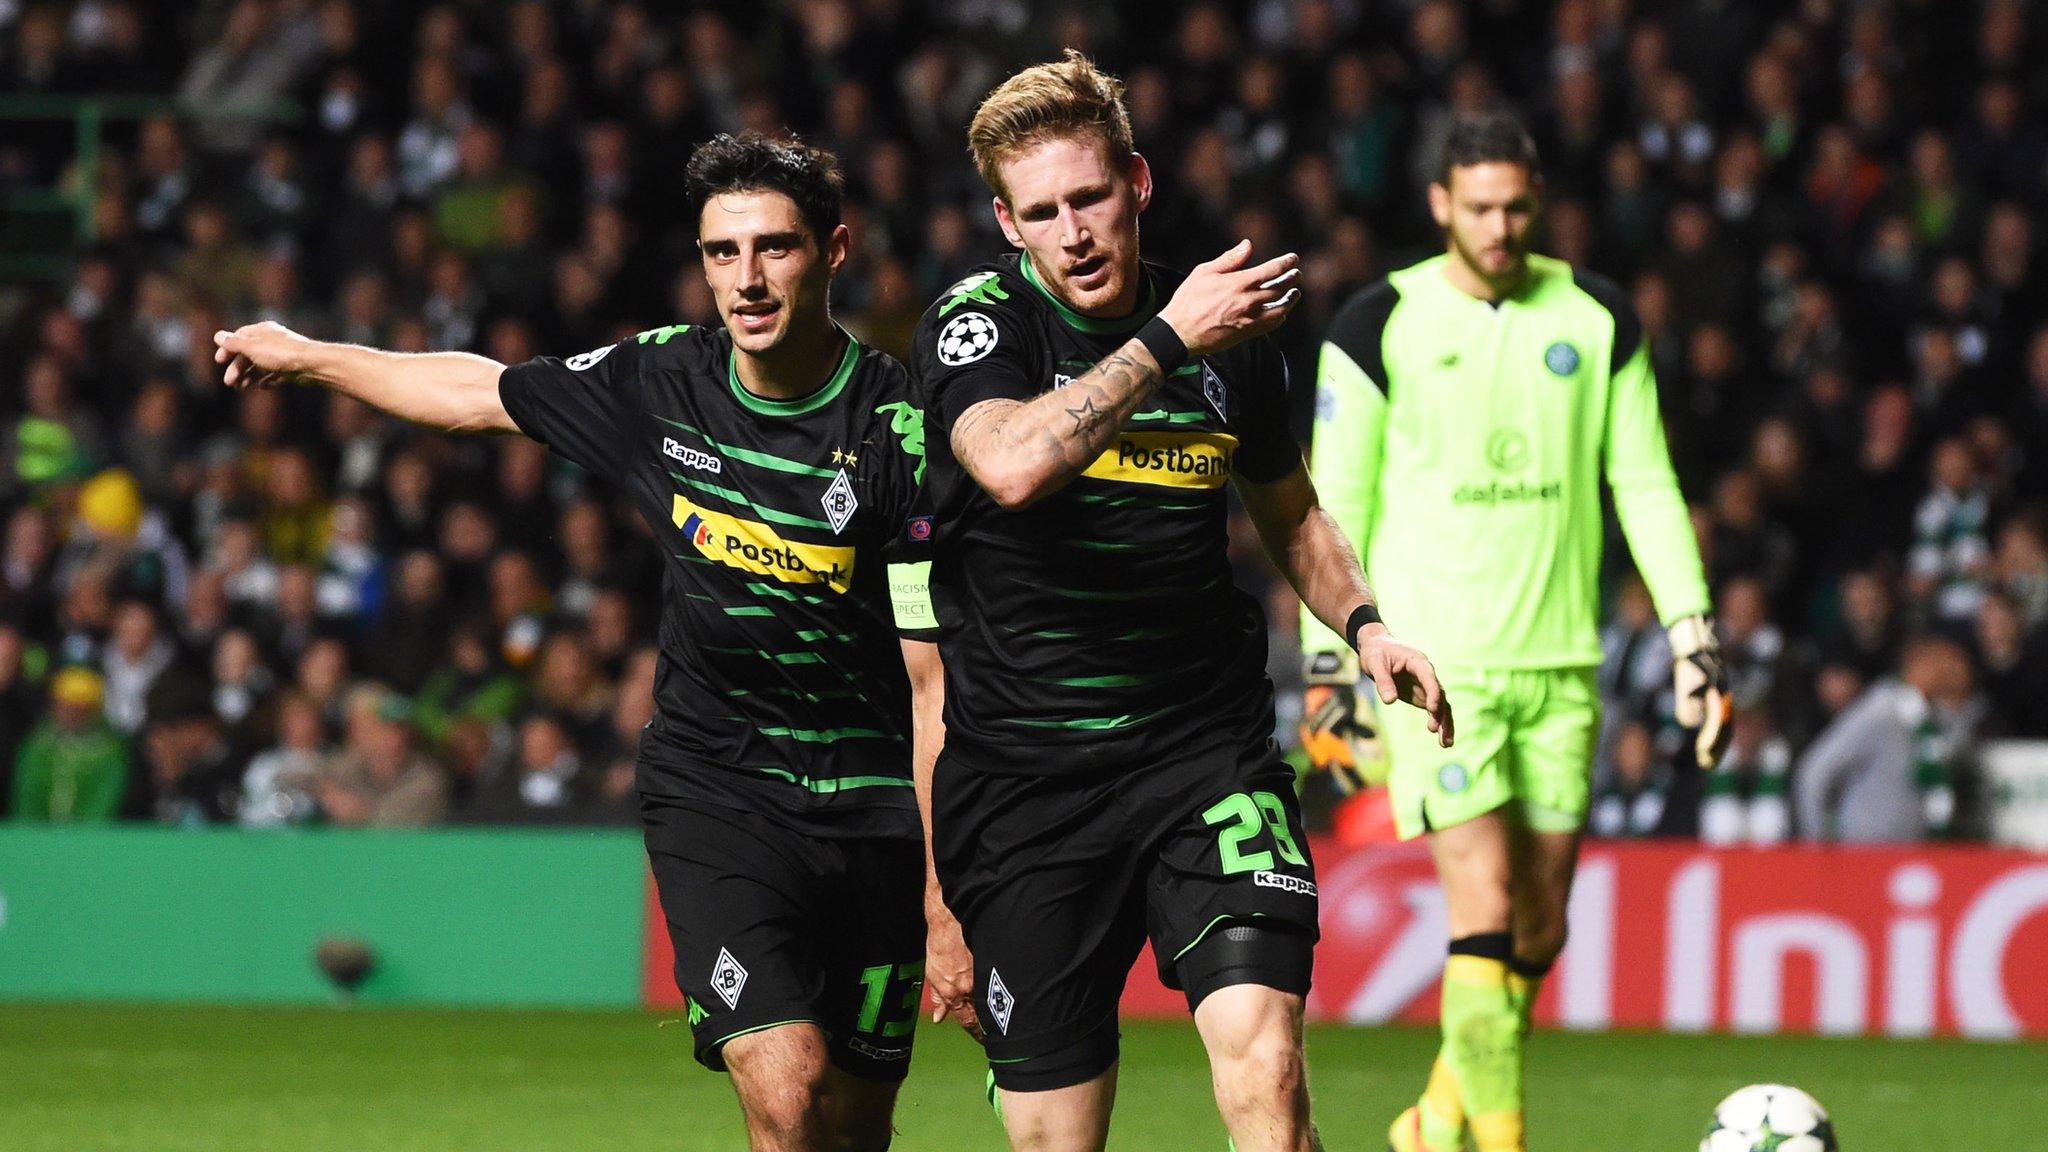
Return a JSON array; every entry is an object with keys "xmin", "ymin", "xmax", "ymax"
[
  {"xmin": 727, "ymin": 330, "xmax": 860, "ymax": 418},
  {"xmin": 1018, "ymin": 254, "xmax": 1156, "ymax": 335}
]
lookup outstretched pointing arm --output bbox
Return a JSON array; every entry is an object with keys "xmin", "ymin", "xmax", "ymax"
[{"xmin": 215, "ymin": 321, "xmax": 517, "ymax": 435}]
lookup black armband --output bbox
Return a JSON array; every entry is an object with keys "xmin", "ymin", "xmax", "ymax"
[
  {"xmin": 1345, "ymin": 603, "xmax": 1383, "ymax": 650},
  {"xmin": 1135, "ymin": 316, "xmax": 1188, "ymax": 377}
]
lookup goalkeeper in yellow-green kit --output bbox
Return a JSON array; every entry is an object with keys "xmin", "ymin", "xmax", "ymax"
[{"xmin": 1300, "ymin": 112, "xmax": 1731, "ymax": 1152}]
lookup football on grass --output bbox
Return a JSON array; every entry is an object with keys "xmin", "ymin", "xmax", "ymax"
[{"xmin": 1701, "ymin": 1084, "xmax": 1839, "ymax": 1151}]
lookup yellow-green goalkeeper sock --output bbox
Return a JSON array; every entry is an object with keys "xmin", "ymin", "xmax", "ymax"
[
  {"xmin": 1441, "ymin": 933, "xmax": 1524, "ymax": 1152},
  {"xmin": 1507, "ymin": 954, "xmax": 1550, "ymax": 1041},
  {"xmin": 1415, "ymin": 1050, "xmax": 1465, "ymax": 1150}
]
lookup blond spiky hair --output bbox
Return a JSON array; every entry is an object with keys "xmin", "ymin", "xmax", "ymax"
[{"xmin": 967, "ymin": 49, "xmax": 1134, "ymax": 200}]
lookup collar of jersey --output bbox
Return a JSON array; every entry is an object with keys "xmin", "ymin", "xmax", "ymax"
[
  {"xmin": 726, "ymin": 328, "xmax": 860, "ymax": 418},
  {"xmin": 1018, "ymin": 253, "xmax": 1157, "ymax": 335}
]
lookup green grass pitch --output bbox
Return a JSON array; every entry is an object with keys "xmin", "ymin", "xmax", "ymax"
[{"xmin": 1, "ymin": 1004, "xmax": 2039, "ymax": 1149}]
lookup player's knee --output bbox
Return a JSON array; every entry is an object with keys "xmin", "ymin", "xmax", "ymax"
[
  {"xmin": 1456, "ymin": 881, "xmax": 1514, "ymax": 936},
  {"xmin": 742, "ymin": 1079, "xmax": 831, "ymax": 1150},
  {"xmin": 727, "ymin": 1031, "xmax": 834, "ymax": 1149},
  {"xmin": 1216, "ymin": 1023, "xmax": 1306, "ymax": 1100},
  {"xmin": 1192, "ymin": 982, "xmax": 1309, "ymax": 1107}
]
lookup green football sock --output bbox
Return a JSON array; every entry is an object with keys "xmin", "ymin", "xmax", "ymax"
[
  {"xmin": 1441, "ymin": 953, "xmax": 1524, "ymax": 1152},
  {"xmin": 1507, "ymin": 965, "xmax": 1544, "ymax": 1039},
  {"xmin": 1416, "ymin": 1051, "xmax": 1465, "ymax": 1150}
]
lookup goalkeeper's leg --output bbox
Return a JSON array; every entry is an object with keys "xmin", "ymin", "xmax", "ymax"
[
  {"xmin": 1376, "ymin": 671, "xmax": 1515, "ymax": 1152},
  {"xmin": 1420, "ymin": 811, "xmax": 1525, "ymax": 1152}
]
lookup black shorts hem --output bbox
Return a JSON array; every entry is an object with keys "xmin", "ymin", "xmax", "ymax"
[
  {"xmin": 986, "ymin": 1013, "xmax": 1121, "ymax": 1093},
  {"xmin": 696, "ymin": 1016, "xmax": 828, "ymax": 1072}
]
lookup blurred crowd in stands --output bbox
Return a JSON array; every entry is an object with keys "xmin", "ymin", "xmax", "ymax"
[{"xmin": 2, "ymin": 0, "xmax": 2046, "ymax": 842}]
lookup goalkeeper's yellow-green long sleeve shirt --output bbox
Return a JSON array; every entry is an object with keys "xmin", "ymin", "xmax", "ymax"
[{"xmin": 1303, "ymin": 253, "xmax": 1709, "ymax": 670}]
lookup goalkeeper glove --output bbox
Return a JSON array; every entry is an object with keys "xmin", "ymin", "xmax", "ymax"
[
  {"xmin": 1299, "ymin": 648, "xmax": 1385, "ymax": 793},
  {"xmin": 1669, "ymin": 615, "xmax": 1733, "ymax": 768}
]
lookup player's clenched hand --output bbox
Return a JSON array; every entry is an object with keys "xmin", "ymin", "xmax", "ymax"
[
  {"xmin": 1357, "ymin": 624, "xmax": 1455, "ymax": 749},
  {"xmin": 213, "ymin": 321, "xmax": 316, "ymax": 390},
  {"xmin": 924, "ymin": 891, "xmax": 981, "ymax": 1040},
  {"xmin": 1156, "ymin": 238, "xmax": 1302, "ymax": 358}
]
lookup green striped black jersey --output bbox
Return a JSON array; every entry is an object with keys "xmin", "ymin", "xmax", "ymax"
[
  {"xmin": 499, "ymin": 324, "xmax": 933, "ymax": 838},
  {"xmin": 912, "ymin": 254, "xmax": 1300, "ymax": 777}
]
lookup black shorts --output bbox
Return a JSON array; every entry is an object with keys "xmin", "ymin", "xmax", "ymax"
[
  {"xmin": 931, "ymin": 732, "xmax": 1318, "ymax": 1091},
  {"xmin": 644, "ymin": 798, "xmax": 926, "ymax": 1082}
]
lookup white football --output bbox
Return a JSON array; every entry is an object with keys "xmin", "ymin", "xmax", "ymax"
[{"xmin": 1700, "ymin": 1084, "xmax": 1838, "ymax": 1151}]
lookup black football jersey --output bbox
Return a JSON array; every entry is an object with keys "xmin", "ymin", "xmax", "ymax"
[
  {"xmin": 911, "ymin": 254, "xmax": 1299, "ymax": 777},
  {"xmin": 500, "ymin": 323, "xmax": 933, "ymax": 837}
]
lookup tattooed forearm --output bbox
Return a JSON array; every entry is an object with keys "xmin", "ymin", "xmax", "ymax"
[
  {"xmin": 950, "ymin": 338, "xmax": 1166, "ymax": 507},
  {"xmin": 1063, "ymin": 394, "xmax": 1104, "ymax": 434}
]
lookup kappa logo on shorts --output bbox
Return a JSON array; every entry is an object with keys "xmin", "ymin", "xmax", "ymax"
[
  {"xmin": 1253, "ymin": 870, "xmax": 1318, "ymax": 898},
  {"xmin": 710, "ymin": 947, "xmax": 748, "ymax": 1010},
  {"xmin": 844, "ymin": 1035, "xmax": 913, "ymax": 1063},
  {"xmin": 986, "ymin": 969, "xmax": 1016, "ymax": 1035}
]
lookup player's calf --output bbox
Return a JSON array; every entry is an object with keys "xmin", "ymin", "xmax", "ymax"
[{"xmin": 824, "ymin": 1067, "xmax": 904, "ymax": 1152}]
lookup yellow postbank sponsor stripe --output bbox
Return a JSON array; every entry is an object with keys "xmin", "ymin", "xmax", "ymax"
[
  {"xmin": 672, "ymin": 493, "xmax": 856, "ymax": 594},
  {"xmin": 1080, "ymin": 431, "xmax": 1238, "ymax": 489}
]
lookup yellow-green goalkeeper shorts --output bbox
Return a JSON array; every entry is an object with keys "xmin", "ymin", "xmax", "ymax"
[{"xmin": 1377, "ymin": 665, "xmax": 1600, "ymax": 841}]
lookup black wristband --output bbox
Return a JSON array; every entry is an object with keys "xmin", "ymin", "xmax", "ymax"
[
  {"xmin": 1345, "ymin": 603, "xmax": 1383, "ymax": 651},
  {"xmin": 1135, "ymin": 316, "xmax": 1188, "ymax": 377}
]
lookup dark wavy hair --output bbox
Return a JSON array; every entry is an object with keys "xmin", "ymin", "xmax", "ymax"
[
  {"xmin": 685, "ymin": 131, "xmax": 845, "ymax": 245},
  {"xmin": 1436, "ymin": 111, "xmax": 1541, "ymax": 185}
]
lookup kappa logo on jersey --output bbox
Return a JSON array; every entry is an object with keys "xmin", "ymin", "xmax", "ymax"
[
  {"xmin": 986, "ymin": 969, "xmax": 1015, "ymax": 1035},
  {"xmin": 936, "ymin": 312, "xmax": 999, "ymax": 366},
  {"xmin": 710, "ymin": 947, "xmax": 748, "ymax": 1010},
  {"xmin": 1082, "ymin": 431, "xmax": 1238, "ymax": 489},
  {"xmin": 1202, "ymin": 362, "xmax": 1230, "ymax": 421},
  {"xmin": 662, "ymin": 437, "xmax": 724, "ymax": 473},
  {"xmin": 564, "ymin": 344, "xmax": 614, "ymax": 371},
  {"xmin": 822, "ymin": 469, "xmax": 858, "ymax": 534},
  {"xmin": 939, "ymin": 270, "xmax": 1012, "ymax": 317},
  {"xmin": 875, "ymin": 400, "xmax": 927, "ymax": 483},
  {"xmin": 672, "ymin": 493, "xmax": 856, "ymax": 593}
]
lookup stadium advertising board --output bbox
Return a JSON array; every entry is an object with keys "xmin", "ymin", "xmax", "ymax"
[
  {"xmin": 0, "ymin": 827, "xmax": 644, "ymax": 1005},
  {"xmin": 1118, "ymin": 839, "xmax": 2048, "ymax": 1040}
]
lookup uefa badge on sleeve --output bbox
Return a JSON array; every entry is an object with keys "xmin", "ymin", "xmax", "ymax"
[{"xmin": 937, "ymin": 312, "xmax": 999, "ymax": 366}]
